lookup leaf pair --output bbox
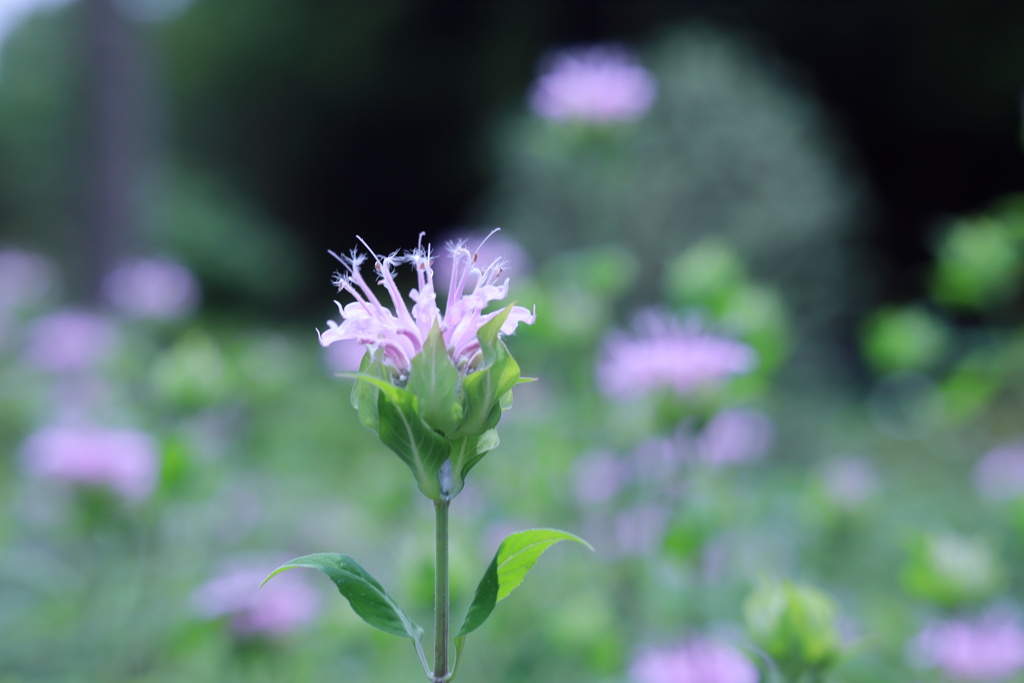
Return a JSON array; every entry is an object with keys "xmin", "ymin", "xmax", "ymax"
[{"xmin": 264, "ymin": 529, "xmax": 591, "ymax": 681}]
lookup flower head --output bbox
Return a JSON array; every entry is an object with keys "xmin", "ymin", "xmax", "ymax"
[
  {"xmin": 697, "ymin": 408, "xmax": 774, "ymax": 465},
  {"xmin": 319, "ymin": 231, "xmax": 534, "ymax": 501},
  {"xmin": 19, "ymin": 425, "xmax": 159, "ymax": 503},
  {"xmin": 101, "ymin": 256, "xmax": 201, "ymax": 319},
  {"xmin": 630, "ymin": 638, "xmax": 758, "ymax": 683},
  {"xmin": 191, "ymin": 565, "xmax": 319, "ymax": 638},
  {"xmin": 974, "ymin": 442, "xmax": 1024, "ymax": 501},
  {"xmin": 912, "ymin": 609, "xmax": 1024, "ymax": 681},
  {"xmin": 23, "ymin": 309, "xmax": 118, "ymax": 373},
  {"xmin": 597, "ymin": 310, "xmax": 756, "ymax": 399},
  {"xmin": 530, "ymin": 43, "xmax": 657, "ymax": 123},
  {"xmin": 318, "ymin": 230, "xmax": 534, "ymax": 378}
]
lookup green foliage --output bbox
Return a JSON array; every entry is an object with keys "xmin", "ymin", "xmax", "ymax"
[
  {"xmin": 454, "ymin": 530, "xmax": 592, "ymax": 673},
  {"xmin": 265, "ymin": 554, "xmax": 423, "ymax": 640},
  {"xmin": 901, "ymin": 533, "xmax": 1006, "ymax": 608},
  {"xmin": 743, "ymin": 579, "xmax": 842, "ymax": 680},
  {"xmin": 264, "ymin": 554, "xmax": 429, "ymax": 672},
  {"xmin": 931, "ymin": 217, "xmax": 1023, "ymax": 310},
  {"xmin": 862, "ymin": 306, "xmax": 950, "ymax": 374},
  {"xmin": 665, "ymin": 238, "xmax": 747, "ymax": 314}
]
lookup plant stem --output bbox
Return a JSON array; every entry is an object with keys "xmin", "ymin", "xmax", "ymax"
[{"xmin": 433, "ymin": 499, "xmax": 450, "ymax": 682}]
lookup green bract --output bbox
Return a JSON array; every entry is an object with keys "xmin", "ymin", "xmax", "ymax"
[{"xmin": 348, "ymin": 303, "xmax": 524, "ymax": 500}]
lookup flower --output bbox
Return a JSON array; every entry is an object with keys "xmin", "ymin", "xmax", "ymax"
[
  {"xmin": 190, "ymin": 566, "xmax": 319, "ymax": 638},
  {"xmin": 630, "ymin": 638, "xmax": 758, "ymax": 683},
  {"xmin": 318, "ymin": 230, "xmax": 535, "ymax": 377},
  {"xmin": 820, "ymin": 456, "xmax": 879, "ymax": 508},
  {"xmin": 22, "ymin": 309, "xmax": 118, "ymax": 373},
  {"xmin": 572, "ymin": 449, "xmax": 630, "ymax": 505},
  {"xmin": 101, "ymin": 256, "xmax": 201, "ymax": 319},
  {"xmin": 697, "ymin": 408, "xmax": 774, "ymax": 465},
  {"xmin": 529, "ymin": 44, "xmax": 657, "ymax": 123},
  {"xmin": 0, "ymin": 247, "xmax": 54, "ymax": 314},
  {"xmin": 974, "ymin": 442, "xmax": 1024, "ymax": 501},
  {"xmin": 19, "ymin": 425, "xmax": 159, "ymax": 503},
  {"xmin": 597, "ymin": 310, "xmax": 756, "ymax": 399},
  {"xmin": 912, "ymin": 609, "xmax": 1024, "ymax": 681}
]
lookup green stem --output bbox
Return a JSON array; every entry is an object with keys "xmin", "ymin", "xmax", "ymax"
[{"xmin": 433, "ymin": 499, "xmax": 450, "ymax": 682}]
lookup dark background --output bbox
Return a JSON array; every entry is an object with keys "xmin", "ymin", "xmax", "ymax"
[{"xmin": 6, "ymin": 0, "xmax": 1024, "ymax": 311}]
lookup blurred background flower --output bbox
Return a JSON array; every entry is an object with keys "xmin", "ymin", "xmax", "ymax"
[{"xmin": 529, "ymin": 43, "xmax": 657, "ymax": 123}]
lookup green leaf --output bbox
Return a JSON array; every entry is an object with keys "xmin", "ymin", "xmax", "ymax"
[
  {"xmin": 448, "ymin": 429, "xmax": 501, "ymax": 497},
  {"xmin": 456, "ymin": 529, "xmax": 592, "ymax": 639},
  {"xmin": 349, "ymin": 352, "xmax": 386, "ymax": 430},
  {"xmin": 408, "ymin": 321, "xmax": 463, "ymax": 435},
  {"xmin": 377, "ymin": 388, "xmax": 451, "ymax": 500},
  {"xmin": 457, "ymin": 342, "xmax": 520, "ymax": 437},
  {"xmin": 264, "ymin": 553, "xmax": 424, "ymax": 641},
  {"xmin": 476, "ymin": 302, "xmax": 515, "ymax": 365}
]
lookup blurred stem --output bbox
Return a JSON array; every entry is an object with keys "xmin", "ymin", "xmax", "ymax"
[{"xmin": 433, "ymin": 499, "xmax": 450, "ymax": 682}]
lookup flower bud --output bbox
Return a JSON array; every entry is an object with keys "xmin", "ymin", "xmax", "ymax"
[
  {"xmin": 902, "ymin": 532, "xmax": 1005, "ymax": 608},
  {"xmin": 743, "ymin": 579, "xmax": 842, "ymax": 680}
]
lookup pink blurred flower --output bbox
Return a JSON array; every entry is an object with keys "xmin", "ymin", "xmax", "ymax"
[
  {"xmin": 318, "ymin": 231, "xmax": 534, "ymax": 376},
  {"xmin": 630, "ymin": 638, "xmax": 758, "ymax": 683},
  {"xmin": 597, "ymin": 310, "xmax": 756, "ymax": 399},
  {"xmin": 697, "ymin": 409, "xmax": 774, "ymax": 465},
  {"xmin": 22, "ymin": 309, "xmax": 118, "ymax": 373},
  {"xmin": 0, "ymin": 247, "xmax": 55, "ymax": 313},
  {"xmin": 101, "ymin": 256, "xmax": 201, "ymax": 319},
  {"xmin": 613, "ymin": 503, "xmax": 670, "ymax": 557},
  {"xmin": 820, "ymin": 456, "xmax": 879, "ymax": 508},
  {"xmin": 191, "ymin": 566, "xmax": 319, "ymax": 638},
  {"xmin": 912, "ymin": 609, "xmax": 1024, "ymax": 681},
  {"xmin": 974, "ymin": 442, "xmax": 1024, "ymax": 501},
  {"xmin": 572, "ymin": 449, "xmax": 630, "ymax": 505},
  {"xmin": 530, "ymin": 44, "xmax": 657, "ymax": 123},
  {"xmin": 632, "ymin": 436, "xmax": 684, "ymax": 483},
  {"xmin": 19, "ymin": 425, "xmax": 159, "ymax": 502}
]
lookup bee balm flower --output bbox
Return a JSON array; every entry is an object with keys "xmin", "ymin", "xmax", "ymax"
[
  {"xmin": 630, "ymin": 638, "xmax": 758, "ymax": 683},
  {"xmin": 598, "ymin": 309, "xmax": 756, "ymax": 399},
  {"xmin": 318, "ymin": 231, "xmax": 534, "ymax": 378},
  {"xmin": 318, "ymin": 231, "xmax": 534, "ymax": 501},
  {"xmin": 530, "ymin": 44, "xmax": 657, "ymax": 123}
]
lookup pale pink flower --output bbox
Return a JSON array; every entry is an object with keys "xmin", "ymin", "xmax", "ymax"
[
  {"xmin": 191, "ymin": 566, "xmax": 319, "ymax": 638},
  {"xmin": 697, "ymin": 409, "xmax": 774, "ymax": 465},
  {"xmin": 974, "ymin": 442, "xmax": 1024, "ymax": 501},
  {"xmin": 102, "ymin": 256, "xmax": 200, "ymax": 319},
  {"xmin": 613, "ymin": 503, "xmax": 670, "ymax": 557},
  {"xmin": 820, "ymin": 456, "xmax": 879, "ymax": 508},
  {"xmin": 597, "ymin": 310, "xmax": 756, "ymax": 399},
  {"xmin": 22, "ymin": 309, "xmax": 118, "ymax": 373},
  {"xmin": 572, "ymin": 449, "xmax": 630, "ymax": 505},
  {"xmin": 530, "ymin": 44, "xmax": 657, "ymax": 123},
  {"xmin": 0, "ymin": 247, "xmax": 55, "ymax": 314},
  {"xmin": 912, "ymin": 609, "xmax": 1024, "ymax": 681},
  {"xmin": 318, "ymin": 231, "xmax": 535, "ymax": 376},
  {"xmin": 630, "ymin": 638, "xmax": 758, "ymax": 683},
  {"xmin": 19, "ymin": 425, "xmax": 159, "ymax": 502}
]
